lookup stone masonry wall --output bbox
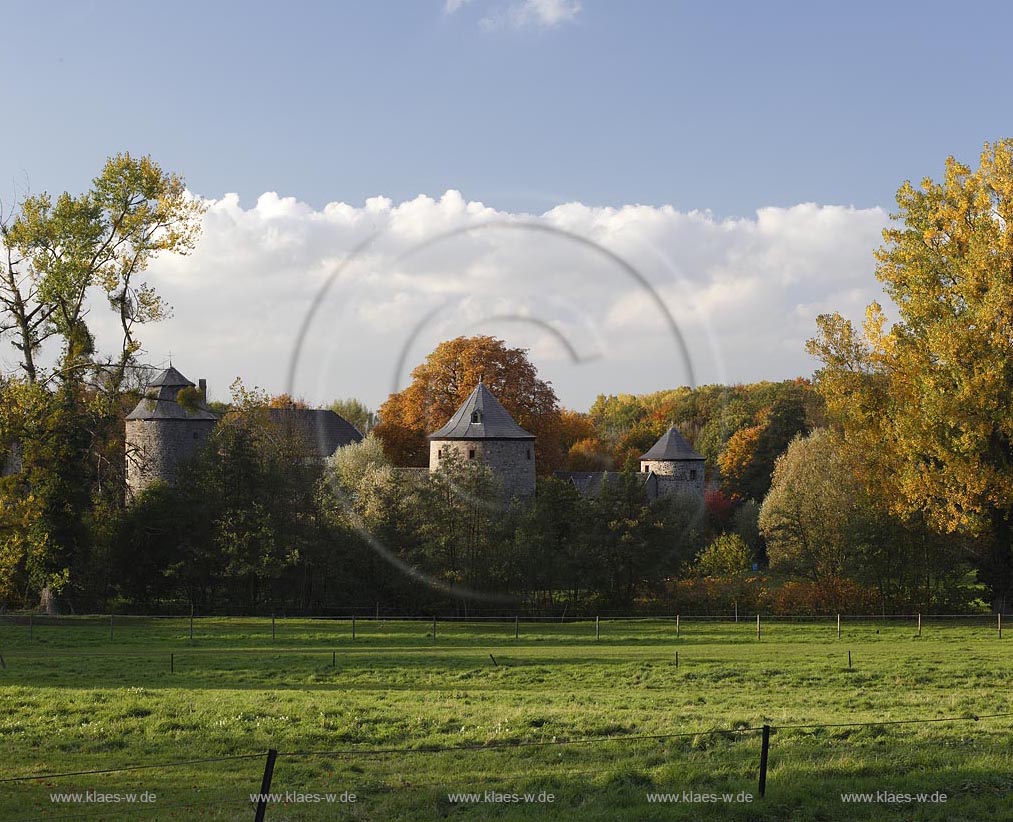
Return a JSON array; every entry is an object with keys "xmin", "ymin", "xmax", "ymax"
[
  {"xmin": 126, "ymin": 418, "xmax": 216, "ymax": 495},
  {"xmin": 641, "ymin": 459, "xmax": 705, "ymax": 498},
  {"xmin": 430, "ymin": 439, "xmax": 536, "ymax": 498}
]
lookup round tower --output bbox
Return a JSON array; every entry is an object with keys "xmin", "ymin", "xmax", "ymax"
[
  {"xmin": 125, "ymin": 366, "xmax": 217, "ymax": 496},
  {"xmin": 640, "ymin": 426, "xmax": 705, "ymax": 497},
  {"xmin": 428, "ymin": 379, "xmax": 536, "ymax": 498}
]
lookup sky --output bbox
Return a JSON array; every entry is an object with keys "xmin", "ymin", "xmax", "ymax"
[{"xmin": 3, "ymin": 1, "xmax": 1013, "ymax": 410}]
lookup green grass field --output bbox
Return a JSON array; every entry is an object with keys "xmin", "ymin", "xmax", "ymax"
[{"xmin": 1, "ymin": 615, "xmax": 1011, "ymax": 821}]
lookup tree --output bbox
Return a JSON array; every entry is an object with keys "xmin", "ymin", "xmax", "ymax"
[
  {"xmin": 807, "ymin": 140, "xmax": 1013, "ymax": 606},
  {"xmin": 695, "ymin": 533, "xmax": 750, "ymax": 578},
  {"xmin": 758, "ymin": 430, "xmax": 865, "ymax": 581},
  {"xmin": 1, "ymin": 153, "xmax": 204, "ymax": 386},
  {"xmin": 717, "ymin": 383, "xmax": 812, "ymax": 501},
  {"xmin": 328, "ymin": 398, "xmax": 377, "ymax": 435},
  {"xmin": 373, "ymin": 336, "xmax": 562, "ymax": 470},
  {"xmin": 324, "ymin": 433, "xmax": 389, "ymax": 494}
]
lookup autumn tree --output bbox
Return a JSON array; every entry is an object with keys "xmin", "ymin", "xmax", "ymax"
[
  {"xmin": 808, "ymin": 140, "xmax": 1013, "ymax": 607},
  {"xmin": 373, "ymin": 336, "xmax": 562, "ymax": 470},
  {"xmin": 717, "ymin": 382, "xmax": 812, "ymax": 500},
  {"xmin": 268, "ymin": 393, "xmax": 309, "ymax": 409}
]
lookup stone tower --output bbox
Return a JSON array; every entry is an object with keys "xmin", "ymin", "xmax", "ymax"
[
  {"xmin": 640, "ymin": 426, "xmax": 706, "ymax": 498},
  {"xmin": 428, "ymin": 379, "xmax": 536, "ymax": 498},
  {"xmin": 125, "ymin": 366, "xmax": 217, "ymax": 495}
]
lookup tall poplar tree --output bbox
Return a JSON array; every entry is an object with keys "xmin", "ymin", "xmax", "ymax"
[{"xmin": 808, "ymin": 140, "xmax": 1013, "ymax": 606}]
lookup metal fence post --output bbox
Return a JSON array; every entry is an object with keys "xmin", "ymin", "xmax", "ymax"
[
  {"xmin": 254, "ymin": 749, "xmax": 278, "ymax": 822},
  {"xmin": 758, "ymin": 724, "xmax": 771, "ymax": 798}
]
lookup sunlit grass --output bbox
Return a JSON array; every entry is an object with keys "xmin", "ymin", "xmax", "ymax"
[{"xmin": 1, "ymin": 616, "xmax": 1010, "ymax": 819}]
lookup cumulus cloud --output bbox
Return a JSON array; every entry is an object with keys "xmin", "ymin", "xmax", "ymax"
[
  {"xmin": 74, "ymin": 190, "xmax": 889, "ymax": 411},
  {"xmin": 447, "ymin": 0, "xmax": 581, "ymax": 30}
]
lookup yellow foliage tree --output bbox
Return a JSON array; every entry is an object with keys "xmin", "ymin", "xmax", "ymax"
[{"xmin": 808, "ymin": 140, "xmax": 1013, "ymax": 605}]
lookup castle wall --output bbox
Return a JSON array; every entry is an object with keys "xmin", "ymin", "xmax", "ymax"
[
  {"xmin": 652, "ymin": 465, "xmax": 706, "ymax": 499},
  {"xmin": 430, "ymin": 439, "xmax": 536, "ymax": 498},
  {"xmin": 126, "ymin": 418, "xmax": 216, "ymax": 496}
]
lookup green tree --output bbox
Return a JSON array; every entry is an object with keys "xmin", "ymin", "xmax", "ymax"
[
  {"xmin": 328, "ymin": 398, "xmax": 377, "ymax": 434},
  {"xmin": 695, "ymin": 532, "xmax": 751, "ymax": 577},
  {"xmin": 1, "ymin": 153, "xmax": 204, "ymax": 385}
]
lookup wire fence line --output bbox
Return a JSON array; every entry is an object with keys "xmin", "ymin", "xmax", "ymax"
[
  {"xmin": 6, "ymin": 710, "xmax": 1012, "ymax": 783},
  {"xmin": 0, "ymin": 611, "xmax": 1006, "ymax": 620},
  {"xmin": 0, "ymin": 612, "xmax": 1005, "ymax": 652}
]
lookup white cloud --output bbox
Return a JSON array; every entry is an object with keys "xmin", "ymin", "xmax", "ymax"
[
  {"xmin": 66, "ymin": 190, "xmax": 889, "ymax": 411},
  {"xmin": 447, "ymin": 0, "xmax": 581, "ymax": 30}
]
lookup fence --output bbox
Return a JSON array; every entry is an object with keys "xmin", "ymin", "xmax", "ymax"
[
  {"xmin": 3, "ymin": 712, "xmax": 1012, "ymax": 820},
  {"xmin": 0, "ymin": 612, "xmax": 1006, "ymax": 652}
]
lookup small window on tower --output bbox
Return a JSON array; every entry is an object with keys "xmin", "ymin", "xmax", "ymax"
[
  {"xmin": 690, "ymin": 469, "xmax": 697, "ymax": 480},
  {"xmin": 471, "ymin": 410, "xmax": 482, "ymax": 424},
  {"xmin": 193, "ymin": 432, "xmax": 199, "ymax": 440},
  {"xmin": 437, "ymin": 448, "xmax": 442, "ymax": 460},
  {"xmin": 469, "ymin": 449, "xmax": 476, "ymax": 459},
  {"xmin": 527, "ymin": 449, "xmax": 531, "ymax": 460}
]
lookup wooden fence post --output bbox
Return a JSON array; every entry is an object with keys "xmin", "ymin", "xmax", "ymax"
[
  {"xmin": 352, "ymin": 616, "xmax": 356, "ymax": 640},
  {"xmin": 837, "ymin": 613, "xmax": 841, "ymax": 640},
  {"xmin": 254, "ymin": 749, "xmax": 278, "ymax": 822},
  {"xmin": 756, "ymin": 613, "xmax": 760, "ymax": 640},
  {"xmin": 758, "ymin": 724, "xmax": 771, "ymax": 797},
  {"xmin": 595, "ymin": 616, "xmax": 600, "ymax": 641},
  {"xmin": 676, "ymin": 614, "xmax": 680, "ymax": 639},
  {"xmin": 515, "ymin": 615, "xmax": 519, "ymax": 640}
]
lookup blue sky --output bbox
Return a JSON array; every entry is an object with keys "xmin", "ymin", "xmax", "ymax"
[
  {"xmin": 5, "ymin": 0, "xmax": 1008, "ymax": 216},
  {"xmin": 2, "ymin": 2, "xmax": 1012, "ymax": 409}
]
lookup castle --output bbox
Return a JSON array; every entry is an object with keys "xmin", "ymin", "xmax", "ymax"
[
  {"xmin": 125, "ymin": 366, "xmax": 706, "ymax": 502},
  {"xmin": 125, "ymin": 366, "xmax": 362, "ymax": 494}
]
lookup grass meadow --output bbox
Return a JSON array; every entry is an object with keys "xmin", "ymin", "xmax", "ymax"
[{"xmin": 1, "ymin": 615, "xmax": 1011, "ymax": 821}]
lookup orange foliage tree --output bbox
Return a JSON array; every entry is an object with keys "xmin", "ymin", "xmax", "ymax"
[{"xmin": 373, "ymin": 336, "xmax": 563, "ymax": 471}]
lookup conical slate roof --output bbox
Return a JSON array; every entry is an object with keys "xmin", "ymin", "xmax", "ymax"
[
  {"xmin": 146, "ymin": 366, "xmax": 193, "ymax": 388},
  {"xmin": 428, "ymin": 381, "xmax": 534, "ymax": 440},
  {"xmin": 126, "ymin": 366, "xmax": 217, "ymax": 421},
  {"xmin": 640, "ymin": 426, "xmax": 704, "ymax": 461}
]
